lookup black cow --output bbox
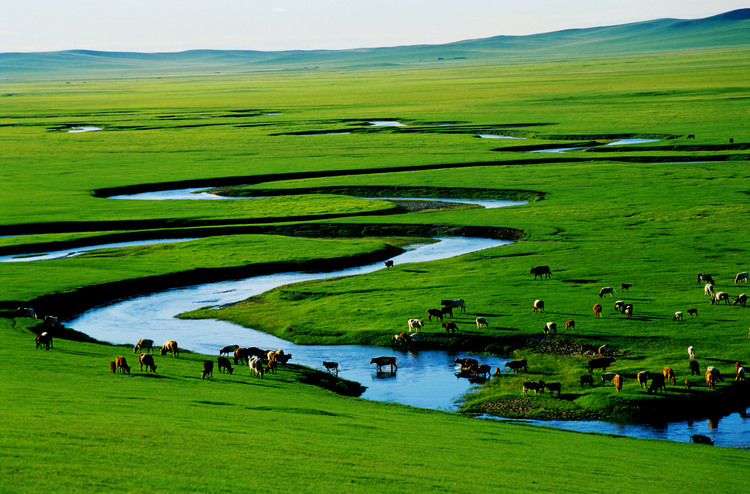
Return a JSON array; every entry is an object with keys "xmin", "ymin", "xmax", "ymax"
[
  {"xmin": 530, "ymin": 266, "xmax": 552, "ymax": 280},
  {"xmin": 587, "ymin": 357, "xmax": 616, "ymax": 375}
]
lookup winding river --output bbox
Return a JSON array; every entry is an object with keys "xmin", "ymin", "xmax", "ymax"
[{"xmin": 57, "ymin": 191, "xmax": 748, "ymax": 447}]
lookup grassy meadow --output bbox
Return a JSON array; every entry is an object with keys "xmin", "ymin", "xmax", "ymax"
[{"xmin": 2, "ymin": 23, "xmax": 750, "ymax": 492}]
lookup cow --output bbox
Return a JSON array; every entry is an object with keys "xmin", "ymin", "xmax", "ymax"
[
  {"xmin": 705, "ymin": 368, "xmax": 718, "ymax": 389},
  {"xmin": 408, "ymin": 319, "xmax": 423, "ymax": 332},
  {"xmin": 115, "ymin": 356, "xmax": 130, "ymax": 374},
  {"xmin": 409, "ymin": 332, "xmax": 420, "ymax": 343},
  {"xmin": 623, "ymin": 304, "xmax": 633, "ymax": 317},
  {"xmin": 587, "ymin": 357, "xmax": 616, "ymax": 375},
  {"xmin": 427, "ymin": 308, "xmax": 443, "ymax": 322},
  {"xmin": 599, "ymin": 287, "xmax": 616, "ymax": 298},
  {"xmin": 690, "ymin": 434, "xmax": 714, "ymax": 445},
  {"xmin": 442, "ymin": 321, "xmax": 458, "ymax": 333},
  {"xmin": 697, "ymin": 274, "xmax": 714, "ymax": 285},
  {"xmin": 522, "ymin": 380, "xmax": 546, "ymax": 395},
  {"xmin": 598, "ymin": 344, "xmax": 609, "ymax": 358},
  {"xmin": 249, "ymin": 357, "xmax": 264, "ymax": 378},
  {"xmin": 663, "ymin": 367, "xmax": 676, "ymax": 385},
  {"xmin": 620, "ymin": 283, "xmax": 633, "ymax": 291},
  {"xmin": 201, "ymin": 359, "xmax": 213, "ymax": 379},
  {"xmin": 530, "ymin": 266, "xmax": 552, "ymax": 280},
  {"xmin": 266, "ymin": 355, "xmax": 278, "ymax": 375},
  {"xmin": 384, "ymin": 260, "xmax": 394, "ymax": 270},
  {"xmin": 711, "ymin": 292, "xmax": 730, "ymax": 305},
  {"xmin": 565, "ymin": 320, "xmax": 575, "ymax": 331},
  {"xmin": 687, "ymin": 134, "xmax": 695, "ymax": 139},
  {"xmin": 134, "ymin": 338, "xmax": 154, "ymax": 354},
  {"xmin": 689, "ymin": 360, "xmax": 700, "ymax": 376},
  {"xmin": 476, "ymin": 317, "xmax": 488, "ymax": 328},
  {"xmin": 673, "ymin": 311, "xmax": 683, "ymax": 322},
  {"xmin": 704, "ymin": 284, "xmax": 714, "ymax": 297},
  {"xmin": 273, "ymin": 352, "xmax": 293, "ymax": 366},
  {"xmin": 234, "ymin": 347, "xmax": 250, "ymax": 365},
  {"xmin": 139, "ymin": 353, "xmax": 157, "ymax": 373},
  {"xmin": 248, "ymin": 347, "xmax": 268, "ymax": 359},
  {"xmin": 392, "ymin": 332, "xmax": 411, "ymax": 346},
  {"xmin": 217, "ymin": 356, "xmax": 233, "ymax": 374},
  {"xmin": 734, "ymin": 294, "xmax": 747, "ymax": 306},
  {"xmin": 637, "ymin": 371, "xmax": 650, "ymax": 389},
  {"xmin": 441, "ymin": 299, "xmax": 466, "ymax": 313},
  {"xmin": 580, "ymin": 374, "xmax": 594, "ymax": 388},
  {"xmin": 219, "ymin": 344, "xmax": 239, "ymax": 355},
  {"xmin": 648, "ymin": 373, "xmax": 666, "ymax": 393},
  {"xmin": 440, "ymin": 306, "xmax": 453, "ymax": 318},
  {"xmin": 470, "ymin": 364, "xmax": 492, "ymax": 379},
  {"xmin": 35, "ymin": 332, "xmax": 52, "ymax": 350},
  {"xmin": 707, "ymin": 366, "xmax": 724, "ymax": 383},
  {"xmin": 734, "ymin": 272, "xmax": 749, "ymax": 284},
  {"xmin": 593, "ymin": 303, "xmax": 602, "ymax": 318},
  {"xmin": 109, "ymin": 360, "xmax": 116, "ymax": 373},
  {"xmin": 688, "ymin": 346, "xmax": 695, "ymax": 360},
  {"xmin": 543, "ymin": 322, "xmax": 556, "ymax": 335},
  {"xmin": 600, "ymin": 372, "xmax": 617, "ymax": 386},
  {"xmin": 370, "ymin": 356, "xmax": 397, "ymax": 373},
  {"xmin": 505, "ymin": 359, "xmax": 527, "ymax": 374},
  {"xmin": 533, "ymin": 299, "xmax": 545, "ymax": 313},
  {"xmin": 160, "ymin": 340, "xmax": 179, "ymax": 357},
  {"xmin": 684, "ymin": 379, "xmax": 693, "ymax": 390},
  {"xmin": 613, "ymin": 374, "xmax": 623, "ymax": 393},
  {"xmin": 455, "ymin": 358, "xmax": 479, "ymax": 370},
  {"xmin": 545, "ymin": 382, "xmax": 562, "ymax": 396},
  {"xmin": 735, "ymin": 363, "xmax": 746, "ymax": 381},
  {"xmin": 323, "ymin": 361, "xmax": 340, "ymax": 375},
  {"xmin": 688, "ymin": 308, "xmax": 698, "ymax": 318}
]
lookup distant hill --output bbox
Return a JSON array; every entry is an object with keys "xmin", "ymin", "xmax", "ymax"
[{"xmin": 2, "ymin": 9, "xmax": 749, "ymax": 79}]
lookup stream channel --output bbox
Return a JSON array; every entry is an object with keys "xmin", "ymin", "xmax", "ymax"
[{"xmin": 61, "ymin": 191, "xmax": 748, "ymax": 447}]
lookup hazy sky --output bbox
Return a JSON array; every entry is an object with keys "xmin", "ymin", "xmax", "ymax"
[{"xmin": 2, "ymin": 1, "xmax": 747, "ymax": 53}]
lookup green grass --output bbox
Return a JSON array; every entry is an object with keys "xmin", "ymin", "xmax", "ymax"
[{"xmin": 1, "ymin": 32, "xmax": 750, "ymax": 491}]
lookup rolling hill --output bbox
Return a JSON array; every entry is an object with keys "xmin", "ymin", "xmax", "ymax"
[{"xmin": 1, "ymin": 8, "xmax": 749, "ymax": 79}]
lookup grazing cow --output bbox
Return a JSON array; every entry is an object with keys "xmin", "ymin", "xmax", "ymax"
[
  {"xmin": 705, "ymin": 369, "xmax": 717, "ymax": 389},
  {"xmin": 440, "ymin": 306, "xmax": 454, "ymax": 318},
  {"xmin": 139, "ymin": 353, "xmax": 157, "ymax": 373},
  {"xmin": 593, "ymin": 303, "xmax": 602, "ymax": 318},
  {"xmin": 370, "ymin": 356, "xmax": 397, "ymax": 373},
  {"xmin": 272, "ymin": 351, "xmax": 292, "ymax": 366},
  {"xmin": 689, "ymin": 360, "xmax": 700, "ymax": 376},
  {"xmin": 704, "ymin": 284, "xmax": 714, "ymax": 297},
  {"xmin": 532, "ymin": 299, "xmax": 545, "ymax": 313},
  {"xmin": 706, "ymin": 366, "xmax": 724, "ymax": 388},
  {"xmin": 697, "ymin": 274, "xmax": 714, "ymax": 285},
  {"xmin": 684, "ymin": 379, "xmax": 693, "ymax": 390},
  {"xmin": 580, "ymin": 374, "xmax": 594, "ymax": 388},
  {"xmin": 427, "ymin": 308, "xmax": 444, "ymax": 322},
  {"xmin": 266, "ymin": 355, "xmax": 278, "ymax": 375},
  {"xmin": 734, "ymin": 294, "xmax": 747, "ymax": 306},
  {"xmin": 115, "ymin": 356, "xmax": 130, "ymax": 374},
  {"xmin": 530, "ymin": 266, "xmax": 552, "ymax": 280},
  {"xmin": 441, "ymin": 299, "xmax": 466, "ymax": 313},
  {"xmin": 476, "ymin": 317, "xmax": 488, "ymax": 328},
  {"xmin": 687, "ymin": 308, "xmax": 698, "ymax": 318},
  {"xmin": 470, "ymin": 364, "xmax": 492, "ymax": 379},
  {"xmin": 663, "ymin": 367, "xmax": 676, "ymax": 385},
  {"xmin": 249, "ymin": 357, "xmax": 264, "ymax": 378},
  {"xmin": 587, "ymin": 357, "xmax": 616, "ymax": 375},
  {"xmin": 201, "ymin": 359, "xmax": 213, "ymax": 379},
  {"xmin": 323, "ymin": 361, "xmax": 340, "ymax": 375},
  {"xmin": 505, "ymin": 359, "xmax": 527, "ymax": 374},
  {"xmin": 35, "ymin": 332, "xmax": 52, "ymax": 350},
  {"xmin": 687, "ymin": 134, "xmax": 695, "ymax": 139},
  {"xmin": 599, "ymin": 287, "xmax": 616, "ymax": 298},
  {"xmin": 408, "ymin": 319, "xmax": 423, "ymax": 332},
  {"xmin": 598, "ymin": 344, "xmax": 609, "ymax": 358},
  {"xmin": 522, "ymin": 380, "xmax": 546, "ymax": 395},
  {"xmin": 542, "ymin": 322, "xmax": 556, "ymax": 335},
  {"xmin": 442, "ymin": 321, "xmax": 458, "ymax": 333},
  {"xmin": 565, "ymin": 320, "xmax": 575, "ymax": 331},
  {"xmin": 673, "ymin": 311, "xmax": 683, "ymax": 322},
  {"xmin": 648, "ymin": 373, "xmax": 666, "ymax": 393},
  {"xmin": 545, "ymin": 382, "xmax": 562, "ymax": 396},
  {"xmin": 620, "ymin": 283, "xmax": 633, "ymax": 291},
  {"xmin": 160, "ymin": 340, "xmax": 179, "ymax": 357},
  {"xmin": 623, "ymin": 305, "xmax": 633, "ymax": 318},
  {"xmin": 217, "ymin": 356, "xmax": 233, "ymax": 374},
  {"xmin": 134, "ymin": 338, "xmax": 154, "ymax": 354},
  {"xmin": 234, "ymin": 347, "xmax": 250, "ymax": 365},
  {"xmin": 600, "ymin": 372, "xmax": 617, "ymax": 386},
  {"xmin": 688, "ymin": 346, "xmax": 695, "ymax": 360},
  {"xmin": 392, "ymin": 332, "xmax": 411, "ymax": 346},
  {"xmin": 637, "ymin": 371, "xmax": 650, "ymax": 389},
  {"xmin": 219, "ymin": 344, "xmax": 239, "ymax": 355},
  {"xmin": 690, "ymin": 434, "xmax": 714, "ymax": 445},
  {"xmin": 455, "ymin": 358, "xmax": 479, "ymax": 370},
  {"xmin": 711, "ymin": 292, "xmax": 730, "ymax": 305},
  {"xmin": 734, "ymin": 272, "xmax": 749, "ymax": 284},
  {"xmin": 384, "ymin": 260, "xmax": 394, "ymax": 270},
  {"xmin": 613, "ymin": 374, "xmax": 623, "ymax": 393},
  {"xmin": 109, "ymin": 360, "xmax": 116, "ymax": 373}
]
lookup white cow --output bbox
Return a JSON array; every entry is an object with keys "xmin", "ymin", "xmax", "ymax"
[{"xmin": 408, "ymin": 318, "xmax": 423, "ymax": 333}]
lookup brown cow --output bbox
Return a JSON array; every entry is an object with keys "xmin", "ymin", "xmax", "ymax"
[
  {"xmin": 160, "ymin": 340, "xmax": 178, "ymax": 357},
  {"xmin": 522, "ymin": 380, "xmax": 546, "ymax": 395},
  {"xmin": 234, "ymin": 347, "xmax": 250, "ymax": 365},
  {"xmin": 593, "ymin": 303, "xmax": 602, "ymax": 318},
  {"xmin": 266, "ymin": 355, "xmax": 278, "ymax": 375},
  {"xmin": 201, "ymin": 359, "xmax": 213, "ymax": 379},
  {"xmin": 663, "ymin": 367, "xmax": 676, "ymax": 385},
  {"xmin": 455, "ymin": 358, "xmax": 479, "ymax": 370},
  {"xmin": 109, "ymin": 360, "xmax": 116, "ymax": 373},
  {"xmin": 426, "ymin": 309, "xmax": 443, "ymax": 322},
  {"xmin": 115, "ymin": 356, "xmax": 130, "ymax": 374},
  {"xmin": 470, "ymin": 363, "xmax": 492, "ymax": 379},
  {"xmin": 384, "ymin": 260, "xmax": 394, "ymax": 269},
  {"xmin": 139, "ymin": 353, "xmax": 157, "ymax": 373},
  {"xmin": 442, "ymin": 321, "xmax": 458, "ymax": 333},
  {"xmin": 637, "ymin": 371, "xmax": 650, "ymax": 389},
  {"xmin": 565, "ymin": 320, "xmax": 575, "ymax": 331},
  {"xmin": 613, "ymin": 374, "xmax": 623, "ymax": 393},
  {"xmin": 504, "ymin": 359, "xmax": 527, "ymax": 374}
]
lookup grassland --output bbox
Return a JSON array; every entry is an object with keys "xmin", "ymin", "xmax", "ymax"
[{"xmin": 2, "ymin": 14, "xmax": 750, "ymax": 492}]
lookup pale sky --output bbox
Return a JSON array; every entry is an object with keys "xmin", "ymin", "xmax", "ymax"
[{"xmin": 2, "ymin": 1, "xmax": 747, "ymax": 53}]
